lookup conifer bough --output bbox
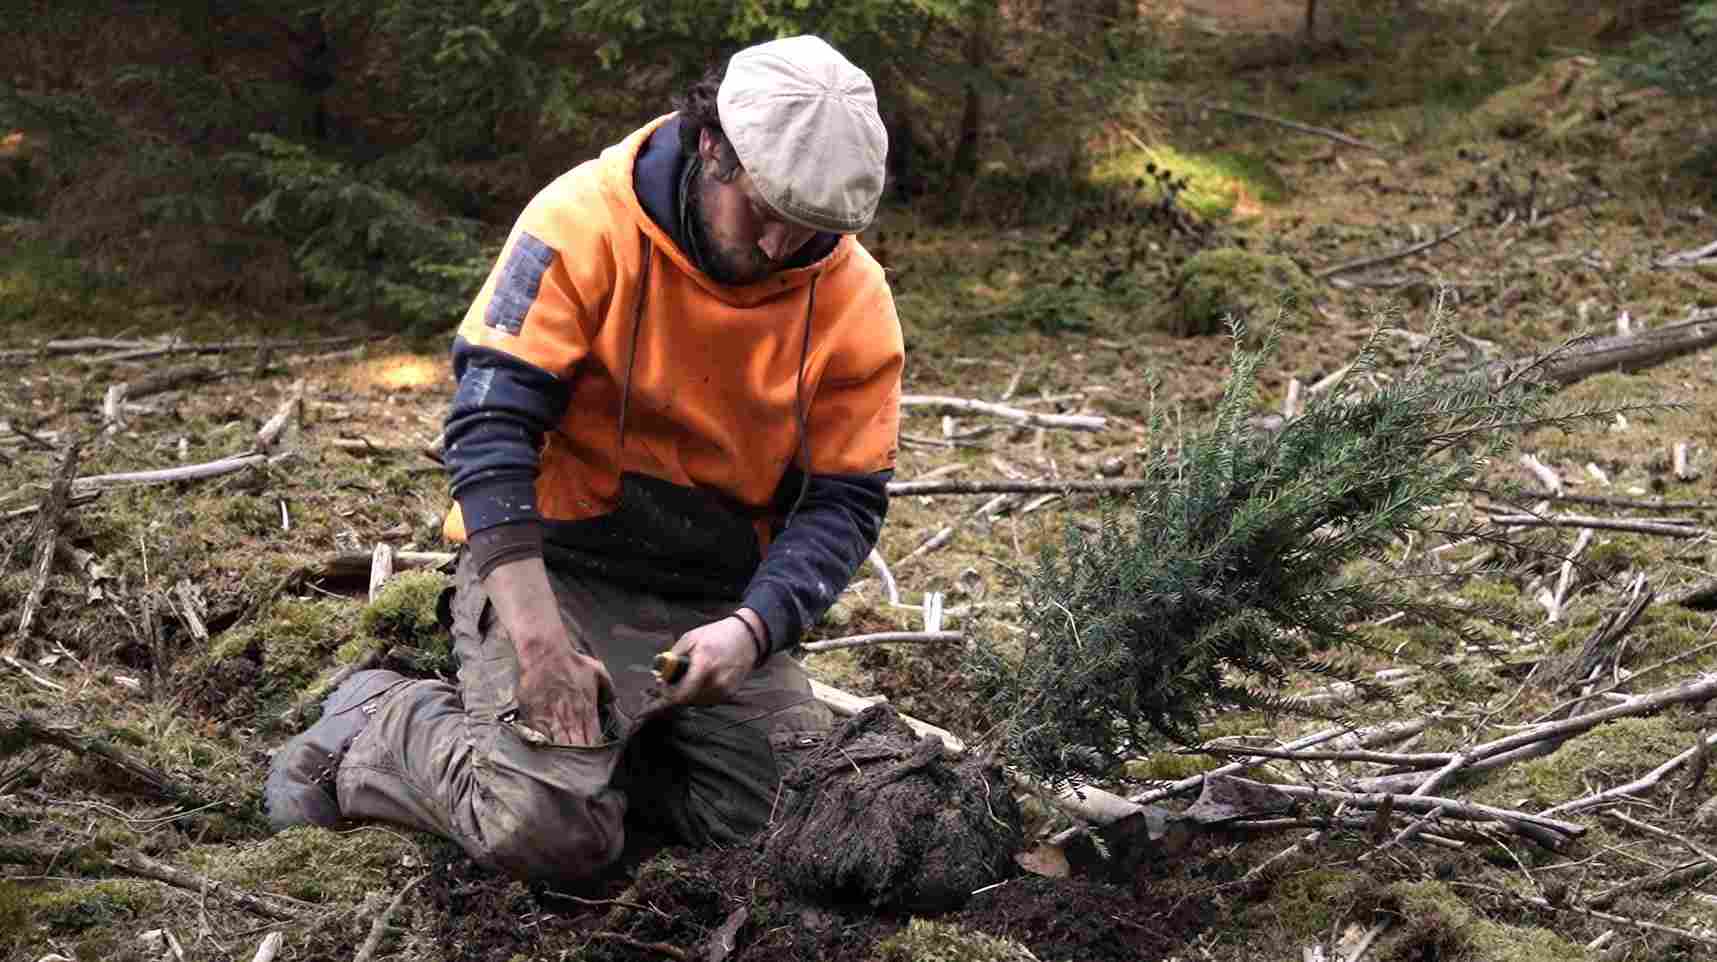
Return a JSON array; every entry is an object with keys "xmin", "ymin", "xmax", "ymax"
[{"xmin": 971, "ymin": 320, "xmax": 1610, "ymax": 789}]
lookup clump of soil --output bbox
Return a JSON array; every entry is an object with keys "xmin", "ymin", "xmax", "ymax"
[{"xmin": 763, "ymin": 704, "xmax": 1021, "ymax": 913}]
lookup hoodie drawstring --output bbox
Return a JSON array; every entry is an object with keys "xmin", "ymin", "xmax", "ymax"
[
  {"xmin": 617, "ymin": 235, "xmax": 654, "ymax": 449},
  {"xmin": 784, "ymin": 276, "xmax": 816, "ymax": 527}
]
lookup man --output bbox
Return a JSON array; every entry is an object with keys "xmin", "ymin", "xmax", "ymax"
[{"xmin": 264, "ymin": 35, "xmax": 902, "ymax": 880}]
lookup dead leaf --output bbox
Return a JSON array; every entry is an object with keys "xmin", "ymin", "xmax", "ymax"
[{"xmin": 1014, "ymin": 843, "xmax": 1070, "ymax": 878}]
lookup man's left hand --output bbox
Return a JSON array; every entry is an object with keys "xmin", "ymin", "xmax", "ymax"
[{"xmin": 663, "ymin": 611, "xmax": 763, "ymax": 705}]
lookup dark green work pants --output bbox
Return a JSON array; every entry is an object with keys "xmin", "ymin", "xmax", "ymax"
[{"xmin": 335, "ymin": 553, "xmax": 831, "ymax": 880}]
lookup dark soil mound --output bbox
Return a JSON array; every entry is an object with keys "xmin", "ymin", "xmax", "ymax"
[{"xmin": 763, "ymin": 704, "xmax": 1021, "ymax": 913}]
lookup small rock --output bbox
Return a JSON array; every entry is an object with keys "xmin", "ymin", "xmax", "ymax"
[{"xmin": 1098, "ymin": 455, "xmax": 1127, "ymax": 477}]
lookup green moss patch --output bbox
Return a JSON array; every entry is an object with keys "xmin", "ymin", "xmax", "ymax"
[
  {"xmin": 871, "ymin": 918, "xmax": 1038, "ymax": 962},
  {"xmin": 1166, "ymin": 248, "xmax": 1317, "ymax": 339},
  {"xmin": 1470, "ymin": 716, "xmax": 1690, "ymax": 810},
  {"xmin": 1373, "ymin": 881, "xmax": 1590, "ymax": 962},
  {"xmin": 189, "ymin": 826, "xmax": 426, "ymax": 904}
]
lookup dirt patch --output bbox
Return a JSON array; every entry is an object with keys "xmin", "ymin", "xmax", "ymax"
[
  {"xmin": 1180, "ymin": 0, "xmax": 1307, "ymax": 35},
  {"xmin": 416, "ymin": 836, "xmax": 1212, "ymax": 962}
]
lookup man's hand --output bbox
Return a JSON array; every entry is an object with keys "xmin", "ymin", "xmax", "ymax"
[
  {"xmin": 484, "ymin": 557, "xmax": 612, "ymax": 746},
  {"xmin": 663, "ymin": 609, "xmax": 764, "ymax": 706}
]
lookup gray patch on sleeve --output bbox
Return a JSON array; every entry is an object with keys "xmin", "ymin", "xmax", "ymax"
[{"xmin": 485, "ymin": 232, "xmax": 555, "ymax": 336}]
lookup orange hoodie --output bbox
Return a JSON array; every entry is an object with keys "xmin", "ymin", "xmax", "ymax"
[{"xmin": 443, "ymin": 115, "xmax": 903, "ymax": 647}]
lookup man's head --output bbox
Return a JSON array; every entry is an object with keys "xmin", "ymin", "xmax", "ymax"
[{"xmin": 674, "ymin": 36, "xmax": 887, "ymax": 285}]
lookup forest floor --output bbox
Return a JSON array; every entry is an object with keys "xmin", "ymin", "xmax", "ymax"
[{"xmin": 5, "ymin": 4, "xmax": 1717, "ymax": 961}]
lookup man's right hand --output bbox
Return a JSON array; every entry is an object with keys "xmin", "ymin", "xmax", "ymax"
[{"xmin": 483, "ymin": 557, "xmax": 612, "ymax": 746}]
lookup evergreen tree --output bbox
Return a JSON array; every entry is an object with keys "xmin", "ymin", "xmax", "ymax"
[{"xmin": 969, "ymin": 311, "xmax": 1627, "ymax": 789}]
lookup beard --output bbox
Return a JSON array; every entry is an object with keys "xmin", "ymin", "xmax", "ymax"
[{"xmin": 689, "ymin": 170, "xmax": 776, "ymax": 286}]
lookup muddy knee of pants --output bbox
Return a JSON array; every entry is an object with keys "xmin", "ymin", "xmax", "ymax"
[{"xmin": 338, "ymin": 677, "xmax": 629, "ymax": 882}]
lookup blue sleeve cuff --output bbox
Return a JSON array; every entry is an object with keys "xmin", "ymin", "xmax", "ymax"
[
  {"xmin": 455, "ymin": 477, "xmax": 541, "ymax": 537},
  {"xmin": 742, "ymin": 580, "xmax": 801, "ymax": 657}
]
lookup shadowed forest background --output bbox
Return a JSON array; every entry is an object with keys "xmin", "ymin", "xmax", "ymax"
[{"xmin": 5, "ymin": 2, "xmax": 1717, "ymax": 961}]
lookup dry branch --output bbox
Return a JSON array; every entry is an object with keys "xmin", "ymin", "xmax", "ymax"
[
  {"xmin": 800, "ymin": 631, "xmax": 962, "ymax": 654},
  {"xmin": 112, "ymin": 850, "xmax": 303, "ymax": 920},
  {"xmin": 1167, "ymin": 99, "xmax": 1386, "ymax": 152},
  {"xmin": 1315, "ymin": 224, "xmax": 1469, "ymax": 281},
  {"xmin": 72, "ymin": 453, "xmax": 268, "ymax": 493},
  {"xmin": 254, "ymin": 380, "xmax": 305, "ymax": 451},
  {"xmin": 1471, "ymin": 489, "xmax": 1717, "ymax": 512},
  {"xmin": 1354, "ymin": 673, "xmax": 1717, "ymax": 794},
  {"xmin": 10, "ymin": 440, "xmax": 82, "ymax": 659},
  {"xmin": 84, "ymin": 334, "xmax": 376, "ymax": 365},
  {"xmin": 1, "ymin": 709, "xmax": 207, "ymax": 806},
  {"xmin": 1542, "ymin": 730, "xmax": 1717, "ymax": 816},
  {"xmin": 309, "ymin": 550, "xmax": 455, "ymax": 586},
  {"xmin": 1227, "ymin": 778, "xmax": 1584, "ymax": 848},
  {"xmin": 1485, "ymin": 513, "xmax": 1705, "ymax": 538},
  {"xmin": 352, "ymin": 874, "xmax": 426, "ymax": 962},
  {"xmin": 1132, "ymin": 718, "xmax": 1437, "ymax": 807},
  {"xmin": 900, "ymin": 395, "xmax": 1106, "ymax": 432},
  {"xmin": 1502, "ymin": 309, "xmax": 1717, "ymax": 385}
]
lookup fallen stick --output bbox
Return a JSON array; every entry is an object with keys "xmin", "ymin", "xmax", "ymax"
[
  {"xmin": 1604, "ymin": 809, "xmax": 1717, "ymax": 868},
  {"xmin": 72, "ymin": 453, "xmax": 268, "ymax": 493},
  {"xmin": 1542, "ymin": 729, "xmax": 1717, "ymax": 816},
  {"xmin": 1557, "ymin": 574, "xmax": 1652, "ymax": 693},
  {"xmin": 1587, "ymin": 859, "xmax": 1716, "ymax": 909},
  {"xmin": 9, "ymin": 440, "xmax": 82, "ymax": 659},
  {"xmin": 800, "ymin": 631, "xmax": 962, "ymax": 654},
  {"xmin": 251, "ymin": 932, "xmax": 284, "ymax": 962},
  {"xmin": 352, "ymin": 874, "xmax": 426, "ymax": 962},
  {"xmin": 586, "ymin": 934, "xmax": 688, "ymax": 961},
  {"xmin": 1233, "ymin": 778, "xmax": 1584, "ymax": 848},
  {"xmin": 1471, "ymin": 489, "xmax": 1717, "ymax": 512},
  {"xmin": 1458, "ymin": 881, "xmax": 1717, "ymax": 948},
  {"xmin": 83, "ymin": 334, "xmax": 377, "ymax": 365},
  {"xmin": 368, "ymin": 543, "xmax": 395, "ymax": 602},
  {"xmin": 1133, "ymin": 717, "xmax": 1437, "ymax": 807},
  {"xmin": 1167, "ymin": 99, "xmax": 1387, "ymax": 152},
  {"xmin": 1503, "ymin": 309, "xmax": 1717, "ymax": 386},
  {"xmin": 306, "ymin": 549, "xmax": 456, "ymax": 587},
  {"xmin": 2, "ymin": 709, "xmax": 207, "ymax": 806},
  {"xmin": 1355, "ymin": 674, "xmax": 1717, "ymax": 795},
  {"xmin": 1314, "ymin": 225, "xmax": 1469, "ymax": 281},
  {"xmin": 1192, "ymin": 743, "xmax": 1454, "ymax": 768},
  {"xmin": 253, "ymin": 380, "xmax": 305, "ymax": 452},
  {"xmin": 866, "ymin": 548, "xmax": 900, "ymax": 606},
  {"xmin": 1532, "ymin": 639, "xmax": 1717, "ymax": 723},
  {"xmin": 900, "ymin": 395, "xmax": 1105, "ymax": 432},
  {"xmin": 888, "ymin": 478, "xmax": 1146, "ymax": 497},
  {"xmin": 112, "ymin": 850, "xmax": 303, "ymax": 921},
  {"xmin": 1484, "ymin": 514, "xmax": 1705, "ymax": 538},
  {"xmin": 1656, "ymin": 238, "xmax": 1717, "ymax": 268}
]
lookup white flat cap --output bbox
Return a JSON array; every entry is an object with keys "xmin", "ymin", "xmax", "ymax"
[{"xmin": 717, "ymin": 35, "xmax": 889, "ymax": 234}]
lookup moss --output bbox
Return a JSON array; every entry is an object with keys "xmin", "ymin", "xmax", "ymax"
[
  {"xmin": 870, "ymin": 918, "xmax": 1037, "ymax": 962},
  {"xmin": 1471, "ymin": 716, "xmax": 1688, "ymax": 809},
  {"xmin": 1090, "ymin": 145, "xmax": 1289, "ymax": 218},
  {"xmin": 0, "ymin": 878, "xmax": 164, "ymax": 958},
  {"xmin": 190, "ymin": 826, "xmax": 425, "ymax": 904},
  {"xmin": 1376, "ymin": 881, "xmax": 1590, "ymax": 962},
  {"xmin": 1124, "ymin": 752, "xmax": 1219, "ymax": 781},
  {"xmin": 361, "ymin": 569, "xmax": 454, "ymax": 673},
  {"xmin": 1235, "ymin": 869, "xmax": 1360, "ymax": 946},
  {"xmin": 1166, "ymin": 248, "xmax": 1316, "ymax": 339}
]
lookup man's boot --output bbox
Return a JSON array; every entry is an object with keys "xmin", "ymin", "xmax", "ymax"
[{"xmin": 264, "ymin": 669, "xmax": 408, "ymax": 830}]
